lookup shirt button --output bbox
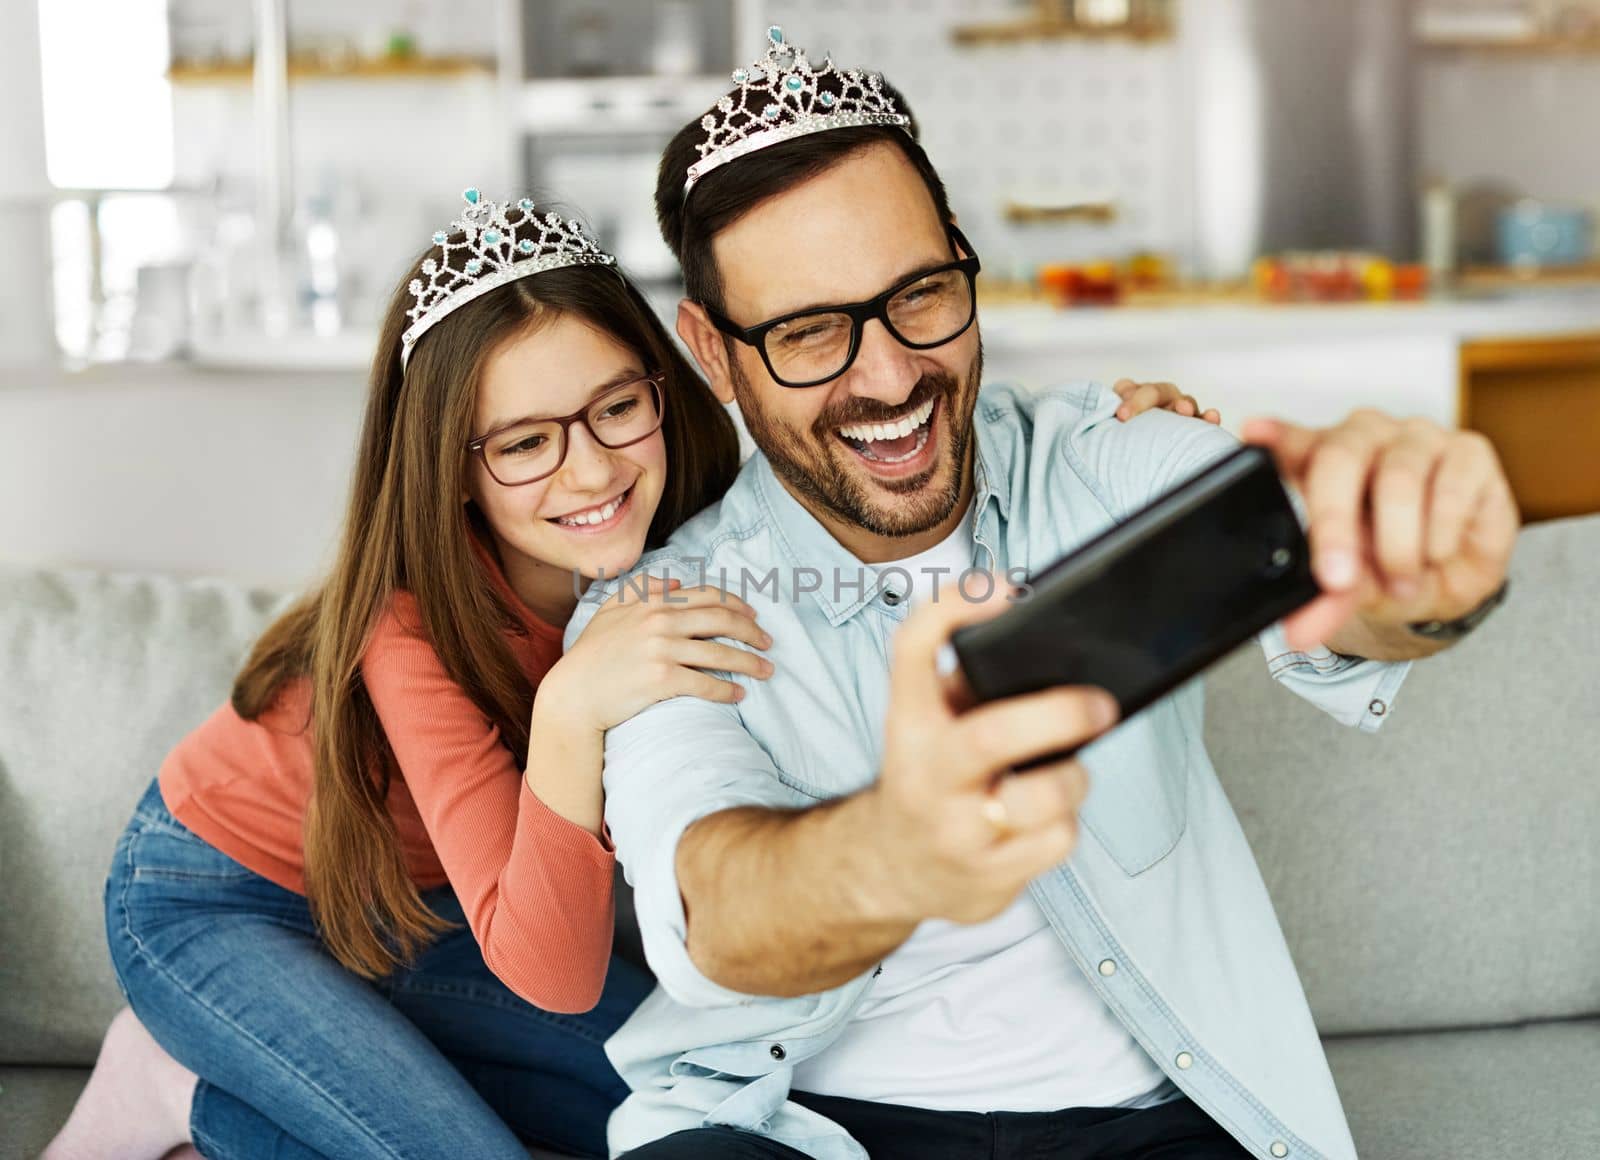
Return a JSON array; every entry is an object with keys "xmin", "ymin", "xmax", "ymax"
[
  {"xmin": 882, "ymin": 589, "xmax": 902, "ymax": 606},
  {"xmin": 1098, "ymin": 959, "xmax": 1117, "ymax": 977},
  {"xmin": 1270, "ymin": 1143, "xmax": 1289, "ymax": 1158},
  {"xmin": 1174, "ymin": 1051, "xmax": 1193, "ymax": 1070},
  {"xmin": 769, "ymin": 1044, "xmax": 786, "ymax": 1061},
  {"xmin": 1369, "ymin": 698, "xmax": 1387, "ymax": 717}
]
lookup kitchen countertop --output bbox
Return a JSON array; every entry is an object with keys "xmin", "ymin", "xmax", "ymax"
[
  {"xmin": 976, "ymin": 285, "xmax": 1600, "ymax": 350},
  {"xmin": 10, "ymin": 285, "xmax": 1598, "ymax": 384}
]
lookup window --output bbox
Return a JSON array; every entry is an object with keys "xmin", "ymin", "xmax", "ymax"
[{"xmin": 37, "ymin": 0, "xmax": 174, "ymax": 190}]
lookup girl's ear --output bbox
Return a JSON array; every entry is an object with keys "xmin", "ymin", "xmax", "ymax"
[{"xmin": 677, "ymin": 300, "xmax": 736, "ymax": 406}]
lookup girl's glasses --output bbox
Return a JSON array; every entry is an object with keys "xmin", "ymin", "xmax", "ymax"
[{"xmin": 466, "ymin": 373, "xmax": 666, "ymax": 487}]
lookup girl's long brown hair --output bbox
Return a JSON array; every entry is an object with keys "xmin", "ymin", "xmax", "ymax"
[{"xmin": 231, "ymin": 249, "xmax": 740, "ymax": 978}]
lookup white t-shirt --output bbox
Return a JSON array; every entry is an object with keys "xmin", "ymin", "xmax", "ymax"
[{"xmin": 790, "ymin": 510, "xmax": 1172, "ymax": 1113}]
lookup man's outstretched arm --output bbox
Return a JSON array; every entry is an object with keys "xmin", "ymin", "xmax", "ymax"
[{"xmin": 667, "ymin": 588, "xmax": 1118, "ymax": 998}]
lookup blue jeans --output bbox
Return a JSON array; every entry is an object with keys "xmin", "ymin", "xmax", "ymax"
[{"xmin": 106, "ymin": 780, "xmax": 650, "ymax": 1160}]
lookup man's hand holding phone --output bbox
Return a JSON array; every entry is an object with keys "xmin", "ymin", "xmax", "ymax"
[
  {"xmin": 1244, "ymin": 412, "xmax": 1518, "ymax": 654},
  {"xmin": 860, "ymin": 585, "xmax": 1117, "ymax": 928}
]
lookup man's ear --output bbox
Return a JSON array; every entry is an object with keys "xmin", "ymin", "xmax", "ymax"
[{"xmin": 677, "ymin": 299, "xmax": 736, "ymax": 406}]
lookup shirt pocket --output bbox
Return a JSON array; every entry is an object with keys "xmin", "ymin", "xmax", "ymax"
[{"xmin": 1075, "ymin": 701, "xmax": 1193, "ymax": 876}]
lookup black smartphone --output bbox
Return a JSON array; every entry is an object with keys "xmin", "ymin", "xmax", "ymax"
[{"xmin": 943, "ymin": 445, "xmax": 1318, "ymax": 739}]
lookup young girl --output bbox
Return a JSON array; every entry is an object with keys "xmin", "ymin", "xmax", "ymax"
[
  {"xmin": 44, "ymin": 192, "xmax": 766, "ymax": 1160},
  {"xmin": 45, "ymin": 188, "xmax": 1211, "ymax": 1160}
]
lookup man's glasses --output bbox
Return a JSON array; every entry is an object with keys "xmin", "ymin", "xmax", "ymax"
[
  {"xmin": 466, "ymin": 373, "xmax": 665, "ymax": 487},
  {"xmin": 704, "ymin": 226, "xmax": 981, "ymax": 390}
]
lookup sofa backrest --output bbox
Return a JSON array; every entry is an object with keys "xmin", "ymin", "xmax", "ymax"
[
  {"xmin": 3, "ymin": 515, "xmax": 1596, "ymax": 1065},
  {"xmin": 0, "ymin": 567, "xmax": 291, "ymax": 1064},
  {"xmin": 1206, "ymin": 513, "xmax": 1600, "ymax": 1035}
]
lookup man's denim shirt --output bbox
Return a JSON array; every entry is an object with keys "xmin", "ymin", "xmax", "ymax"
[{"xmin": 565, "ymin": 382, "xmax": 1410, "ymax": 1160}]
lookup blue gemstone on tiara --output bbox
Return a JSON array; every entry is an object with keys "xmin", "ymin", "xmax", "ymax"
[
  {"xmin": 732, "ymin": 66, "xmax": 748, "ymax": 83},
  {"xmin": 518, "ymin": 238, "xmax": 535, "ymax": 254},
  {"xmin": 763, "ymin": 104, "xmax": 781, "ymax": 120},
  {"xmin": 819, "ymin": 91, "xmax": 836, "ymax": 107},
  {"xmin": 463, "ymin": 187, "xmax": 480, "ymax": 205},
  {"xmin": 518, "ymin": 198, "xmax": 534, "ymax": 212},
  {"xmin": 465, "ymin": 258, "xmax": 483, "ymax": 274},
  {"xmin": 483, "ymin": 229, "xmax": 501, "ymax": 245},
  {"xmin": 785, "ymin": 74, "xmax": 803, "ymax": 92},
  {"xmin": 768, "ymin": 26, "xmax": 783, "ymax": 45},
  {"xmin": 433, "ymin": 231, "xmax": 447, "ymax": 244}
]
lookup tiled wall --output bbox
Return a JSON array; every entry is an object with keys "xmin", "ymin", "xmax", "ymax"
[
  {"xmin": 1420, "ymin": 51, "xmax": 1600, "ymax": 208},
  {"xmin": 757, "ymin": 0, "xmax": 1187, "ymax": 279}
]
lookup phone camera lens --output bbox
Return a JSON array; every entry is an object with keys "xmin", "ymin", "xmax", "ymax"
[{"xmin": 1263, "ymin": 546, "xmax": 1293, "ymax": 578}]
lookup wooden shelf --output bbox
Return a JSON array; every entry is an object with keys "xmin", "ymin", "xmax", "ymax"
[
  {"xmin": 1418, "ymin": 35, "xmax": 1600, "ymax": 55},
  {"xmin": 1458, "ymin": 264, "xmax": 1600, "ymax": 290},
  {"xmin": 951, "ymin": 19, "xmax": 1173, "ymax": 46},
  {"xmin": 168, "ymin": 55, "xmax": 495, "ymax": 84}
]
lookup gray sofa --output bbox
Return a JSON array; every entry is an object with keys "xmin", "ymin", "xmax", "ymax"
[{"xmin": 3, "ymin": 516, "xmax": 1597, "ymax": 1160}]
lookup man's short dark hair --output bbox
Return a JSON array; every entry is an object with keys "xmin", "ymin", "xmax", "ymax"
[{"xmin": 655, "ymin": 79, "xmax": 956, "ymax": 315}]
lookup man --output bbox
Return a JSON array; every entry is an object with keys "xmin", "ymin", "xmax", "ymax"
[{"xmin": 566, "ymin": 28, "xmax": 1518, "ymax": 1160}]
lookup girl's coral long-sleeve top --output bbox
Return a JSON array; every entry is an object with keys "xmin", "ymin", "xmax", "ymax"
[{"xmin": 159, "ymin": 562, "xmax": 614, "ymax": 1013}]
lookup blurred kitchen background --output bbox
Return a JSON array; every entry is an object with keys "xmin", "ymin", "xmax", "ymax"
[{"xmin": 3, "ymin": 0, "xmax": 1599, "ymax": 588}]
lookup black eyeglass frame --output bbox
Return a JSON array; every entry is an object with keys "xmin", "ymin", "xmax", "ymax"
[
  {"xmin": 464, "ymin": 372, "xmax": 667, "ymax": 487},
  {"xmin": 702, "ymin": 225, "xmax": 982, "ymax": 389}
]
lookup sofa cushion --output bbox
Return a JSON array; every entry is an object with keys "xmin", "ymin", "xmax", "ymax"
[
  {"xmin": 0, "ymin": 1065, "xmax": 581, "ymax": 1160},
  {"xmin": 1206, "ymin": 514, "xmax": 1600, "ymax": 1035},
  {"xmin": 1326, "ymin": 1018, "xmax": 1600, "ymax": 1160},
  {"xmin": 17, "ymin": 1028, "xmax": 1594, "ymax": 1160},
  {"xmin": 0, "ymin": 565, "xmax": 289, "ymax": 1065},
  {"xmin": 0, "ymin": 1065, "xmax": 92, "ymax": 1160}
]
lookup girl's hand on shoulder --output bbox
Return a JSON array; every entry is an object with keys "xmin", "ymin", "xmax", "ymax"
[
  {"xmin": 541, "ymin": 577, "xmax": 774, "ymax": 735},
  {"xmin": 1113, "ymin": 379, "xmax": 1222, "ymax": 425}
]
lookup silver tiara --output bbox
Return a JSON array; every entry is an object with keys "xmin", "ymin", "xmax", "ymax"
[
  {"xmin": 683, "ymin": 25, "xmax": 912, "ymax": 199},
  {"xmin": 400, "ymin": 188, "xmax": 616, "ymax": 369}
]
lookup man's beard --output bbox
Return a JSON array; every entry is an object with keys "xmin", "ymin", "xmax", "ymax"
[{"xmin": 730, "ymin": 342, "xmax": 983, "ymax": 540}]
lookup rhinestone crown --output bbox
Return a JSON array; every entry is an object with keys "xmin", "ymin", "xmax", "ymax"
[
  {"xmin": 683, "ymin": 25, "xmax": 912, "ymax": 199},
  {"xmin": 401, "ymin": 188, "xmax": 615, "ymax": 369}
]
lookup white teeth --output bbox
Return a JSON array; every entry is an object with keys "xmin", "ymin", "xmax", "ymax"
[
  {"xmin": 838, "ymin": 398, "xmax": 935, "ymax": 443},
  {"xmin": 555, "ymin": 491, "xmax": 626, "ymax": 527}
]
